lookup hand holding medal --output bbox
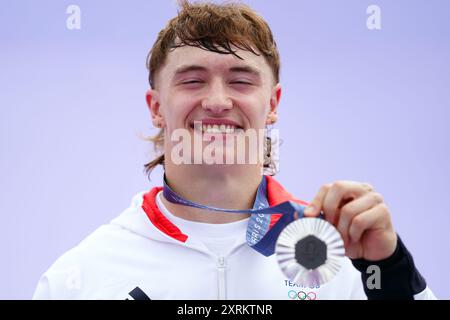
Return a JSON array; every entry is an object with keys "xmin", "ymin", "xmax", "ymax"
[
  {"xmin": 302, "ymin": 181, "xmax": 397, "ymax": 262},
  {"xmin": 276, "ymin": 181, "xmax": 397, "ymax": 287},
  {"xmin": 163, "ymin": 176, "xmax": 397, "ymax": 287}
]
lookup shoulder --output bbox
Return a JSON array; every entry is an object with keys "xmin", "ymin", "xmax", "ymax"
[{"xmin": 33, "ymin": 222, "xmax": 141, "ymax": 300}]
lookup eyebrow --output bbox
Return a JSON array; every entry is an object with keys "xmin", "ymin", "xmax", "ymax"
[
  {"xmin": 173, "ymin": 64, "xmax": 262, "ymax": 79},
  {"xmin": 173, "ymin": 65, "xmax": 208, "ymax": 76},
  {"xmin": 229, "ymin": 66, "xmax": 262, "ymax": 79}
]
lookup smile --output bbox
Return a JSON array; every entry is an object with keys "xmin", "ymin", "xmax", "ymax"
[
  {"xmin": 199, "ymin": 124, "xmax": 240, "ymax": 134},
  {"xmin": 189, "ymin": 119, "xmax": 244, "ymax": 134}
]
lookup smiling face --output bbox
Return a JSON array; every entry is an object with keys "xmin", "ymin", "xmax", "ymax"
[{"xmin": 146, "ymin": 44, "xmax": 281, "ymax": 171}]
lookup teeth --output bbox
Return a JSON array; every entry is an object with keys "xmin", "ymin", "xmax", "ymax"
[{"xmin": 199, "ymin": 124, "xmax": 239, "ymax": 134}]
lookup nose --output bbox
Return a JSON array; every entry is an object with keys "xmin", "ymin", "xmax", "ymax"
[{"xmin": 201, "ymin": 80, "xmax": 233, "ymax": 114}]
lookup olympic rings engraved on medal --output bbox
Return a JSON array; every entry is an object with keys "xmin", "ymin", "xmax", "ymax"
[{"xmin": 287, "ymin": 290, "xmax": 317, "ymax": 300}]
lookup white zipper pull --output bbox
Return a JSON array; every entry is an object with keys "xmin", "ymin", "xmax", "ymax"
[{"xmin": 217, "ymin": 256, "xmax": 227, "ymax": 300}]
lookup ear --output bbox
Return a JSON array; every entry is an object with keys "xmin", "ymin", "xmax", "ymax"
[
  {"xmin": 146, "ymin": 89, "xmax": 164, "ymax": 128},
  {"xmin": 266, "ymin": 83, "xmax": 281, "ymax": 125}
]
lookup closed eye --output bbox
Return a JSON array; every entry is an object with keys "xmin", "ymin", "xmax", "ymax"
[
  {"xmin": 231, "ymin": 81, "xmax": 253, "ymax": 85},
  {"xmin": 182, "ymin": 80, "xmax": 203, "ymax": 84}
]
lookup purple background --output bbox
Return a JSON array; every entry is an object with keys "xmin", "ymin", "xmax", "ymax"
[{"xmin": 1, "ymin": 0, "xmax": 449, "ymax": 299}]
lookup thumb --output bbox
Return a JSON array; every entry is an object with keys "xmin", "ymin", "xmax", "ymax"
[{"xmin": 303, "ymin": 184, "xmax": 331, "ymax": 217}]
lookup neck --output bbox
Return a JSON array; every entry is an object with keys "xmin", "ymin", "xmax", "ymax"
[{"xmin": 162, "ymin": 164, "xmax": 263, "ymax": 224}]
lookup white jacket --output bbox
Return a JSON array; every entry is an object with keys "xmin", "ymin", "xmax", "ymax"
[{"xmin": 33, "ymin": 176, "xmax": 436, "ymax": 300}]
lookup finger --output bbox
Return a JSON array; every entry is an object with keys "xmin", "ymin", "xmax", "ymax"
[
  {"xmin": 304, "ymin": 184, "xmax": 331, "ymax": 217},
  {"xmin": 361, "ymin": 182, "xmax": 375, "ymax": 192},
  {"xmin": 348, "ymin": 203, "xmax": 390, "ymax": 243},
  {"xmin": 345, "ymin": 241, "xmax": 362, "ymax": 260},
  {"xmin": 322, "ymin": 181, "xmax": 369, "ymax": 225},
  {"xmin": 336, "ymin": 192, "xmax": 384, "ymax": 244}
]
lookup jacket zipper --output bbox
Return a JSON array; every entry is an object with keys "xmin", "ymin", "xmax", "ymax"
[{"xmin": 217, "ymin": 256, "xmax": 226, "ymax": 300}]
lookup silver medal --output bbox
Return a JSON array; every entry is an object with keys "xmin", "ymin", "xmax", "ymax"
[{"xmin": 275, "ymin": 217, "xmax": 345, "ymax": 287}]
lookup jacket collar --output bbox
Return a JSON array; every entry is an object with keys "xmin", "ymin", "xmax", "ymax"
[{"xmin": 141, "ymin": 175, "xmax": 308, "ymax": 243}]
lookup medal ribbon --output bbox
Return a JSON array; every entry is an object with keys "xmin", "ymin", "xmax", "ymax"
[{"xmin": 162, "ymin": 175, "xmax": 308, "ymax": 256}]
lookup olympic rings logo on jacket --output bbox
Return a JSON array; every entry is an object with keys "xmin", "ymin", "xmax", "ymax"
[{"xmin": 288, "ymin": 290, "xmax": 317, "ymax": 300}]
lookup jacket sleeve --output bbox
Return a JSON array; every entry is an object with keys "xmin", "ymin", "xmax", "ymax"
[
  {"xmin": 350, "ymin": 235, "xmax": 436, "ymax": 300},
  {"xmin": 32, "ymin": 257, "xmax": 84, "ymax": 300}
]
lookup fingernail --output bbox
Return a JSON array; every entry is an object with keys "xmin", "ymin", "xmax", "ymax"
[{"xmin": 304, "ymin": 206, "xmax": 314, "ymax": 216}]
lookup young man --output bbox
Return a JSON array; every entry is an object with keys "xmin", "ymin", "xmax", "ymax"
[{"xmin": 33, "ymin": 1, "xmax": 436, "ymax": 300}]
